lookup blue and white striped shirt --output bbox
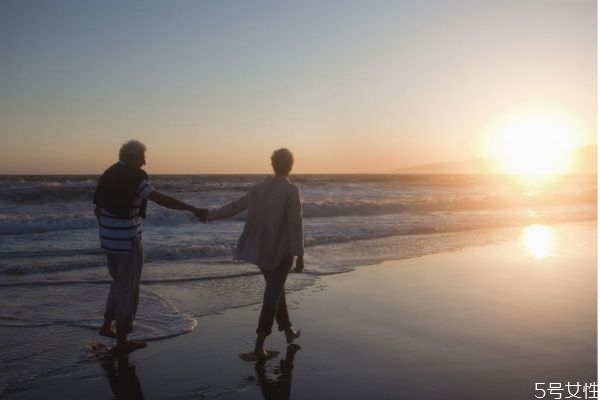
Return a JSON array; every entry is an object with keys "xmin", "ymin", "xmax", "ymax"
[{"xmin": 98, "ymin": 179, "xmax": 155, "ymax": 253}]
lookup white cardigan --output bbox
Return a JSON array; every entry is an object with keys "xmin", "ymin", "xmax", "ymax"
[{"xmin": 208, "ymin": 176, "xmax": 304, "ymax": 271}]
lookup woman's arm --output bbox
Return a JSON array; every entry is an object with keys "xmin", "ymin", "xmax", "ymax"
[
  {"xmin": 207, "ymin": 191, "xmax": 250, "ymax": 222},
  {"xmin": 287, "ymin": 185, "xmax": 304, "ymax": 259}
]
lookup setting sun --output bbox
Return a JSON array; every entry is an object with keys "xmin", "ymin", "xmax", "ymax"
[{"xmin": 487, "ymin": 107, "xmax": 581, "ymax": 176}]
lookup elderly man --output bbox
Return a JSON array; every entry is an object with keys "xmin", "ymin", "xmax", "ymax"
[
  {"xmin": 208, "ymin": 148, "xmax": 304, "ymax": 360},
  {"xmin": 93, "ymin": 139, "xmax": 207, "ymax": 353}
]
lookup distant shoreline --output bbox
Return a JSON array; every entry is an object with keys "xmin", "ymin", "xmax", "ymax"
[{"xmin": 0, "ymin": 172, "xmax": 597, "ymax": 177}]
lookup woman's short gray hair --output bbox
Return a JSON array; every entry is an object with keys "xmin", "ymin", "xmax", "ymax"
[
  {"xmin": 271, "ymin": 148, "xmax": 295, "ymax": 174},
  {"xmin": 119, "ymin": 140, "xmax": 146, "ymax": 162}
]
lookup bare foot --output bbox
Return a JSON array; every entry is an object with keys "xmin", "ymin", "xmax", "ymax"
[
  {"xmin": 284, "ymin": 328, "xmax": 301, "ymax": 344},
  {"xmin": 253, "ymin": 344, "xmax": 268, "ymax": 359},
  {"xmin": 239, "ymin": 350, "xmax": 279, "ymax": 362},
  {"xmin": 99, "ymin": 327, "xmax": 117, "ymax": 339},
  {"xmin": 254, "ymin": 333, "xmax": 267, "ymax": 358}
]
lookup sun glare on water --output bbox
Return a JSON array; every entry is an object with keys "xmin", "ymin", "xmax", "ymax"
[
  {"xmin": 522, "ymin": 224, "xmax": 554, "ymax": 260},
  {"xmin": 487, "ymin": 107, "xmax": 580, "ymax": 177}
]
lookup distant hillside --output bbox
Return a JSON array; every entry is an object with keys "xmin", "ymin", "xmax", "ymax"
[
  {"xmin": 397, "ymin": 145, "xmax": 597, "ymax": 174},
  {"xmin": 398, "ymin": 158, "xmax": 496, "ymax": 174}
]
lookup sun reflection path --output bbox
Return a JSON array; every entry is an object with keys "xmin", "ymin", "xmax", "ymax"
[{"xmin": 522, "ymin": 224, "xmax": 554, "ymax": 260}]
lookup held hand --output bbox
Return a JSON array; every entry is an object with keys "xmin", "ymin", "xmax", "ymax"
[
  {"xmin": 193, "ymin": 208, "xmax": 208, "ymax": 223},
  {"xmin": 293, "ymin": 256, "xmax": 304, "ymax": 273}
]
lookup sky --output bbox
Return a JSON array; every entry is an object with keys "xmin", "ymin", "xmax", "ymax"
[{"xmin": 0, "ymin": 0, "xmax": 596, "ymax": 174}]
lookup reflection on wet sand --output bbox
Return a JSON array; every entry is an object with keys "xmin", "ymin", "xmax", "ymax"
[
  {"xmin": 254, "ymin": 344, "xmax": 301, "ymax": 400},
  {"xmin": 99, "ymin": 353, "xmax": 144, "ymax": 400}
]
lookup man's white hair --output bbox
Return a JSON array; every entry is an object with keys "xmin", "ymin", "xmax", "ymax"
[
  {"xmin": 271, "ymin": 148, "xmax": 294, "ymax": 173},
  {"xmin": 119, "ymin": 140, "xmax": 146, "ymax": 162}
]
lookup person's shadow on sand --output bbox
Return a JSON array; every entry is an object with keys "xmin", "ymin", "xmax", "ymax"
[
  {"xmin": 254, "ymin": 344, "xmax": 301, "ymax": 400},
  {"xmin": 99, "ymin": 353, "xmax": 145, "ymax": 400}
]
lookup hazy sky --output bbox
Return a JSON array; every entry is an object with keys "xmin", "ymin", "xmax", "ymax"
[{"xmin": 0, "ymin": 0, "xmax": 596, "ymax": 174}]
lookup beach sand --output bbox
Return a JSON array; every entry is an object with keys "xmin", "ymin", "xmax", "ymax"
[{"xmin": 4, "ymin": 222, "xmax": 596, "ymax": 399}]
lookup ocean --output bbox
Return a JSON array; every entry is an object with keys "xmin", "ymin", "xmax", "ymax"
[{"xmin": 0, "ymin": 173, "xmax": 596, "ymax": 395}]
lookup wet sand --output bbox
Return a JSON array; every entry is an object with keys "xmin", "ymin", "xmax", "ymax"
[{"xmin": 4, "ymin": 222, "xmax": 596, "ymax": 399}]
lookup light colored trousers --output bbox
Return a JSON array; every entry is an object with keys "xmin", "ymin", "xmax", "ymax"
[{"xmin": 104, "ymin": 240, "xmax": 144, "ymax": 340}]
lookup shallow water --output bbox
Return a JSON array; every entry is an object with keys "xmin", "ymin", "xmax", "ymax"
[{"xmin": 0, "ymin": 173, "xmax": 596, "ymax": 395}]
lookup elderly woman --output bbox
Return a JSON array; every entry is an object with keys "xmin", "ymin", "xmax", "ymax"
[{"xmin": 208, "ymin": 148, "xmax": 304, "ymax": 359}]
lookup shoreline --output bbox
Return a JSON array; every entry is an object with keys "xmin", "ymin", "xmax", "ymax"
[{"xmin": 3, "ymin": 221, "xmax": 596, "ymax": 399}]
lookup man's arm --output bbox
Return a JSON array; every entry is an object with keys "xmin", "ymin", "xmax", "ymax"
[{"xmin": 147, "ymin": 191, "xmax": 207, "ymax": 222}]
